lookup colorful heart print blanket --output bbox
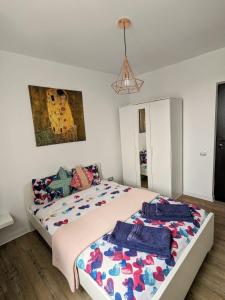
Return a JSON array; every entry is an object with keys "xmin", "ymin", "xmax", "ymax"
[
  {"xmin": 30, "ymin": 180, "xmax": 132, "ymax": 235},
  {"xmin": 76, "ymin": 196, "xmax": 208, "ymax": 300}
]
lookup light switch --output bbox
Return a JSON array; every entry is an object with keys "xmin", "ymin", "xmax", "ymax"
[{"xmin": 200, "ymin": 151, "xmax": 207, "ymax": 156}]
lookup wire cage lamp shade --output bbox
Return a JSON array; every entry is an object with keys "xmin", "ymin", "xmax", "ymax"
[
  {"xmin": 111, "ymin": 18, "xmax": 144, "ymax": 95},
  {"xmin": 111, "ymin": 56, "xmax": 144, "ymax": 94}
]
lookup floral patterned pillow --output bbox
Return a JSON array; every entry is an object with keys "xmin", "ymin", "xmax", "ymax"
[
  {"xmin": 32, "ymin": 165, "xmax": 101, "ymax": 205},
  {"xmin": 85, "ymin": 164, "xmax": 101, "ymax": 185},
  {"xmin": 32, "ymin": 174, "xmax": 62, "ymax": 205},
  {"xmin": 70, "ymin": 166, "xmax": 93, "ymax": 190},
  {"xmin": 140, "ymin": 149, "xmax": 147, "ymax": 164},
  {"xmin": 71, "ymin": 164, "xmax": 101, "ymax": 186}
]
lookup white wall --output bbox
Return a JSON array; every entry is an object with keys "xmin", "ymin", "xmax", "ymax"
[
  {"xmin": 0, "ymin": 50, "xmax": 128, "ymax": 245},
  {"xmin": 130, "ymin": 47, "xmax": 225, "ymax": 201},
  {"xmin": 1, "ymin": 46, "xmax": 224, "ymax": 245}
]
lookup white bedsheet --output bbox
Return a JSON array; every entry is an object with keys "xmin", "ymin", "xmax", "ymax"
[{"xmin": 30, "ymin": 180, "xmax": 131, "ymax": 236}]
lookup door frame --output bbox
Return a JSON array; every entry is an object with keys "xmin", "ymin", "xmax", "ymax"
[{"xmin": 213, "ymin": 81, "xmax": 225, "ymax": 200}]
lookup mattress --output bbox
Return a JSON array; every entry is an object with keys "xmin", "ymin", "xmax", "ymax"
[
  {"xmin": 29, "ymin": 180, "xmax": 132, "ymax": 236},
  {"xmin": 76, "ymin": 196, "xmax": 208, "ymax": 300}
]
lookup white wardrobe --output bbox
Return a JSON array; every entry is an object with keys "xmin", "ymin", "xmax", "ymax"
[{"xmin": 119, "ymin": 98, "xmax": 183, "ymax": 198}]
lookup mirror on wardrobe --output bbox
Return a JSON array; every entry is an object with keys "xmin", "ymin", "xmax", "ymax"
[{"xmin": 138, "ymin": 109, "xmax": 148, "ymax": 188}]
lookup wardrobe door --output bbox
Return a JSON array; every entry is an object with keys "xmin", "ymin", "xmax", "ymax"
[
  {"xmin": 149, "ymin": 100, "xmax": 172, "ymax": 196},
  {"xmin": 170, "ymin": 99, "xmax": 183, "ymax": 198},
  {"xmin": 119, "ymin": 106, "xmax": 137, "ymax": 186}
]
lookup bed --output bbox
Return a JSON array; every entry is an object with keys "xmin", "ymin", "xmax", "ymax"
[
  {"xmin": 25, "ymin": 166, "xmax": 214, "ymax": 300},
  {"xmin": 26, "ymin": 179, "xmax": 131, "ymax": 247},
  {"xmin": 76, "ymin": 197, "xmax": 214, "ymax": 300}
]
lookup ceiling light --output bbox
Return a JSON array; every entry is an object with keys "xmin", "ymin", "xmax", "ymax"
[{"xmin": 111, "ymin": 18, "xmax": 144, "ymax": 95}]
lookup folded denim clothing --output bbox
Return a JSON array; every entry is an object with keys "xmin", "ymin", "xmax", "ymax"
[
  {"xmin": 104, "ymin": 221, "xmax": 172, "ymax": 258},
  {"xmin": 142, "ymin": 202, "xmax": 193, "ymax": 222}
]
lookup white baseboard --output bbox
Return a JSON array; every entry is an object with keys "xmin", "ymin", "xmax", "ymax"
[
  {"xmin": 183, "ymin": 191, "xmax": 213, "ymax": 202},
  {"xmin": 0, "ymin": 226, "xmax": 33, "ymax": 247}
]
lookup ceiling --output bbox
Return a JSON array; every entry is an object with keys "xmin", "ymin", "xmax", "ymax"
[{"xmin": 1, "ymin": 0, "xmax": 225, "ymax": 74}]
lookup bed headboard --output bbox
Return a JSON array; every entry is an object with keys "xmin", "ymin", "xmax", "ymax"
[{"xmin": 24, "ymin": 162, "xmax": 103, "ymax": 211}]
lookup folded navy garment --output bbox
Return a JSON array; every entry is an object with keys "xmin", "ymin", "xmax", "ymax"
[
  {"xmin": 142, "ymin": 202, "xmax": 193, "ymax": 222},
  {"xmin": 104, "ymin": 221, "xmax": 172, "ymax": 258}
]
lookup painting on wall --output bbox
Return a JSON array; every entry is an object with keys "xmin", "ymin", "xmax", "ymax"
[{"xmin": 28, "ymin": 85, "xmax": 86, "ymax": 146}]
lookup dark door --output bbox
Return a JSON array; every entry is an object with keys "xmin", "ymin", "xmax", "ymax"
[{"xmin": 214, "ymin": 83, "xmax": 225, "ymax": 201}]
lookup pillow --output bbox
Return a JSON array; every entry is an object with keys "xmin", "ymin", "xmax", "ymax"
[
  {"xmin": 140, "ymin": 150, "xmax": 147, "ymax": 164},
  {"xmin": 58, "ymin": 166, "xmax": 72, "ymax": 179},
  {"xmin": 32, "ymin": 174, "xmax": 61, "ymax": 205},
  {"xmin": 32, "ymin": 167, "xmax": 73, "ymax": 205},
  {"xmin": 47, "ymin": 167, "xmax": 73, "ymax": 198},
  {"xmin": 84, "ymin": 164, "xmax": 101, "ymax": 185},
  {"xmin": 70, "ymin": 166, "xmax": 93, "ymax": 190},
  {"xmin": 71, "ymin": 164, "xmax": 101, "ymax": 186}
]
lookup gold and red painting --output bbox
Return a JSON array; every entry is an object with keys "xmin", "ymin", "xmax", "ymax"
[{"xmin": 29, "ymin": 85, "xmax": 86, "ymax": 146}]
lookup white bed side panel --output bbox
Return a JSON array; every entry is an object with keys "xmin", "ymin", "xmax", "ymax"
[
  {"xmin": 79, "ymin": 269, "xmax": 111, "ymax": 300},
  {"xmin": 27, "ymin": 211, "xmax": 52, "ymax": 247}
]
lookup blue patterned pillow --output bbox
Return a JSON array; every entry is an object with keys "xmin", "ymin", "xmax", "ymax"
[
  {"xmin": 32, "ymin": 167, "xmax": 74, "ymax": 204},
  {"xmin": 47, "ymin": 167, "xmax": 73, "ymax": 197}
]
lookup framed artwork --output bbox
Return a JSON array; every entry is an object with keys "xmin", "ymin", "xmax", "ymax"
[{"xmin": 28, "ymin": 85, "xmax": 86, "ymax": 146}]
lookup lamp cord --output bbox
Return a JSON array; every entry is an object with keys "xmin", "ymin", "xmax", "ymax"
[{"xmin": 123, "ymin": 26, "xmax": 127, "ymax": 56}]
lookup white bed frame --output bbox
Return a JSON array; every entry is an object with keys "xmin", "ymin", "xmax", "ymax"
[
  {"xmin": 26, "ymin": 207, "xmax": 52, "ymax": 247},
  {"xmin": 25, "ymin": 162, "xmax": 104, "ymax": 248},
  {"xmin": 25, "ymin": 165, "xmax": 214, "ymax": 300},
  {"xmin": 78, "ymin": 213, "xmax": 214, "ymax": 300}
]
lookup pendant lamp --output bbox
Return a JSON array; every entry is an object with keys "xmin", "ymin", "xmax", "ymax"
[{"xmin": 111, "ymin": 18, "xmax": 144, "ymax": 95}]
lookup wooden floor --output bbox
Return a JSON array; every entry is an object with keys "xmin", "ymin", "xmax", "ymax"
[{"xmin": 0, "ymin": 195, "xmax": 225, "ymax": 300}]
